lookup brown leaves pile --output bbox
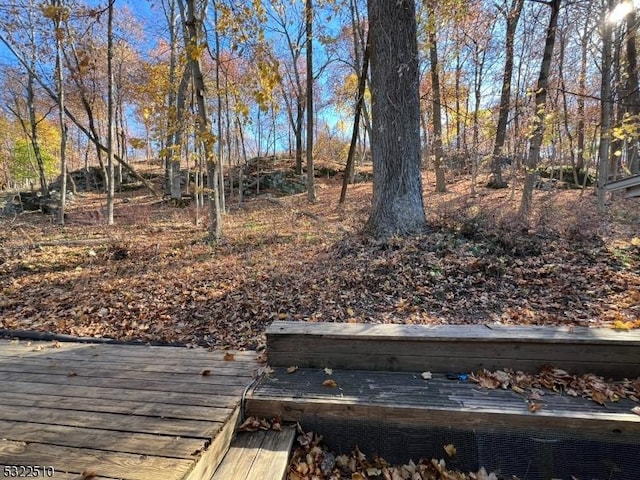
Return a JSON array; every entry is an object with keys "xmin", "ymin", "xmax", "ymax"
[
  {"xmin": 238, "ymin": 416, "xmax": 282, "ymax": 432},
  {"xmin": 288, "ymin": 430, "xmax": 505, "ymax": 480},
  {"xmin": 469, "ymin": 366, "xmax": 640, "ymax": 406}
]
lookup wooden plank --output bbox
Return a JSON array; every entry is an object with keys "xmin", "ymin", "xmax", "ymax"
[
  {"xmin": 0, "ymin": 363, "xmax": 254, "ymax": 385},
  {"xmin": 246, "ymin": 367, "xmax": 640, "ymax": 445},
  {"xmin": 0, "ymin": 381, "xmax": 240, "ymax": 408},
  {"xmin": 266, "ymin": 321, "xmax": 640, "ymax": 344},
  {"xmin": 0, "ymin": 341, "xmax": 257, "ymax": 362},
  {"xmin": 210, "ymin": 431, "xmax": 267, "ymax": 480},
  {"xmin": 0, "ymin": 371, "xmax": 247, "ymax": 397},
  {"xmin": 625, "ymin": 184, "xmax": 640, "ymax": 198},
  {"xmin": 0, "ymin": 420, "xmax": 204, "ymax": 458},
  {"xmin": 211, "ymin": 427, "xmax": 296, "ymax": 480},
  {"xmin": 0, "ymin": 392, "xmax": 232, "ymax": 423},
  {"xmin": 247, "ymin": 427, "xmax": 295, "ymax": 480},
  {"xmin": 0, "ymin": 354, "xmax": 257, "ymax": 376},
  {"xmin": 266, "ymin": 350, "xmax": 638, "ymax": 377},
  {"xmin": 266, "ymin": 322, "xmax": 640, "ymax": 376},
  {"xmin": 0, "ymin": 404, "xmax": 222, "ymax": 438},
  {"xmin": 604, "ymin": 174, "xmax": 640, "ymax": 191},
  {"xmin": 183, "ymin": 406, "xmax": 241, "ymax": 480},
  {"xmin": 0, "ymin": 439, "xmax": 192, "ymax": 480}
]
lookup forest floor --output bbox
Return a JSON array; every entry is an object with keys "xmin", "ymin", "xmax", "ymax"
[{"xmin": 0, "ymin": 167, "xmax": 639, "ymax": 350}]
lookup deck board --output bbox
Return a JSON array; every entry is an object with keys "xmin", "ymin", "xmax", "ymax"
[
  {"xmin": 0, "ymin": 339, "xmax": 259, "ymax": 480},
  {"xmin": 266, "ymin": 321, "xmax": 640, "ymax": 376},
  {"xmin": 247, "ymin": 367, "xmax": 640, "ymax": 444}
]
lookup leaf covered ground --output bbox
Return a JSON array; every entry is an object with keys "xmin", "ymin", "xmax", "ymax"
[{"xmin": 0, "ymin": 171, "xmax": 639, "ymax": 351}]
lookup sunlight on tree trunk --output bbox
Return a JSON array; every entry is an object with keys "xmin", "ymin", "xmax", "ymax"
[
  {"xmin": 598, "ymin": 0, "xmax": 613, "ymax": 213},
  {"xmin": 366, "ymin": 0, "xmax": 426, "ymax": 238},
  {"xmin": 488, "ymin": 0, "xmax": 524, "ymax": 189},
  {"xmin": 428, "ymin": 5, "xmax": 446, "ymax": 194},
  {"xmin": 519, "ymin": 0, "xmax": 560, "ymax": 219}
]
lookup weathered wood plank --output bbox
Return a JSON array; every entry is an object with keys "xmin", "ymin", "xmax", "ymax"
[
  {"xmin": 246, "ymin": 367, "xmax": 640, "ymax": 444},
  {"xmin": 604, "ymin": 174, "xmax": 640, "ymax": 191},
  {"xmin": 0, "ymin": 404, "xmax": 222, "ymax": 438},
  {"xmin": 267, "ymin": 351, "xmax": 637, "ymax": 378},
  {"xmin": 0, "ymin": 363, "xmax": 254, "ymax": 385},
  {"xmin": 0, "ymin": 381, "xmax": 240, "ymax": 408},
  {"xmin": 266, "ymin": 322, "xmax": 640, "ymax": 376},
  {"xmin": 0, "ymin": 354, "xmax": 257, "ymax": 376},
  {"xmin": 0, "ymin": 371, "xmax": 247, "ymax": 397},
  {"xmin": 0, "ymin": 420, "xmax": 204, "ymax": 458},
  {"xmin": 210, "ymin": 431, "xmax": 267, "ymax": 480},
  {"xmin": 0, "ymin": 440, "xmax": 193, "ymax": 480},
  {"xmin": 266, "ymin": 321, "xmax": 640, "ymax": 344},
  {"xmin": 247, "ymin": 427, "xmax": 296, "ymax": 480},
  {"xmin": 0, "ymin": 392, "xmax": 232, "ymax": 423},
  {"xmin": 183, "ymin": 406, "xmax": 241, "ymax": 480},
  {"xmin": 0, "ymin": 341, "xmax": 256, "ymax": 361}
]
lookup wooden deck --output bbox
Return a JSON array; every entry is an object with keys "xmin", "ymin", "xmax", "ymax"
[
  {"xmin": 250, "ymin": 321, "xmax": 640, "ymax": 477},
  {"xmin": 0, "ymin": 339, "xmax": 259, "ymax": 480},
  {"xmin": 266, "ymin": 321, "xmax": 640, "ymax": 377}
]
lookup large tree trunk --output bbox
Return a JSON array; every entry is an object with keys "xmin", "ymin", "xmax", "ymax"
[
  {"xmin": 519, "ymin": 0, "xmax": 561, "ymax": 218},
  {"xmin": 365, "ymin": 0, "xmax": 426, "ymax": 238},
  {"xmin": 488, "ymin": 0, "xmax": 524, "ymax": 189}
]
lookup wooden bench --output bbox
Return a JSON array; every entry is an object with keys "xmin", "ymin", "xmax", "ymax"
[
  {"xmin": 210, "ymin": 426, "xmax": 295, "ymax": 480},
  {"xmin": 266, "ymin": 321, "xmax": 640, "ymax": 378}
]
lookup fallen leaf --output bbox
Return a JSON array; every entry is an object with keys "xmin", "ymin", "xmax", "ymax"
[
  {"xmin": 346, "ymin": 307, "xmax": 355, "ymax": 316},
  {"xmin": 223, "ymin": 352, "xmax": 235, "ymax": 361},
  {"xmin": 528, "ymin": 402, "xmax": 542, "ymax": 413},
  {"xmin": 324, "ymin": 367, "xmax": 333, "ymax": 375},
  {"xmin": 81, "ymin": 470, "xmax": 98, "ymax": 479},
  {"xmin": 322, "ymin": 379, "xmax": 338, "ymax": 388},
  {"xmin": 443, "ymin": 443, "xmax": 456, "ymax": 457},
  {"xmin": 632, "ymin": 406, "xmax": 640, "ymax": 416},
  {"xmin": 287, "ymin": 366, "xmax": 299, "ymax": 373},
  {"xmin": 421, "ymin": 371, "xmax": 432, "ymax": 380},
  {"xmin": 201, "ymin": 369, "xmax": 212, "ymax": 376}
]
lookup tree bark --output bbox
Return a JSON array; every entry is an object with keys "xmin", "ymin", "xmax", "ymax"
[
  {"xmin": 181, "ymin": 0, "xmax": 221, "ymax": 239},
  {"xmin": 305, "ymin": 0, "xmax": 316, "ymax": 202},
  {"xmin": 365, "ymin": 0, "xmax": 426, "ymax": 238},
  {"xmin": 598, "ymin": 0, "xmax": 613, "ymax": 212},
  {"xmin": 340, "ymin": 29, "xmax": 370, "ymax": 204},
  {"xmin": 488, "ymin": 0, "xmax": 524, "ymax": 189},
  {"xmin": 106, "ymin": 0, "xmax": 115, "ymax": 225},
  {"xmin": 519, "ymin": 0, "xmax": 561, "ymax": 218},
  {"xmin": 428, "ymin": 6, "xmax": 446, "ymax": 193}
]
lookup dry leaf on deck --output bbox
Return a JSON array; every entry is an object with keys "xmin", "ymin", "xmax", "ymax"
[
  {"xmin": 223, "ymin": 352, "xmax": 235, "ymax": 361},
  {"xmin": 421, "ymin": 371, "xmax": 432, "ymax": 380},
  {"xmin": 287, "ymin": 366, "xmax": 299, "ymax": 373},
  {"xmin": 528, "ymin": 402, "xmax": 542, "ymax": 413},
  {"xmin": 324, "ymin": 367, "xmax": 333, "ymax": 375},
  {"xmin": 201, "ymin": 369, "xmax": 212, "ymax": 376},
  {"xmin": 322, "ymin": 379, "xmax": 338, "ymax": 388},
  {"xmin": 632, "ymin": 406, "xmax": 640, "ymax": 416}
]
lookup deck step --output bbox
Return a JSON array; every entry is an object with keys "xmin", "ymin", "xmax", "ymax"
[
  {"xmin": 246, "ymin": 367, "xmax": 640, "ymax": 478},
  {"xmin": 266, "ymin": 321, "xmax": 640, "ymax": 377},
  {"xmin": 210, "ymin": 426, "xmax": 296, "ymax": 480}
]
